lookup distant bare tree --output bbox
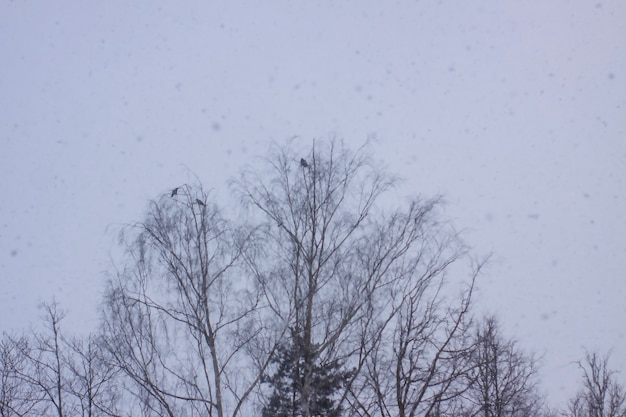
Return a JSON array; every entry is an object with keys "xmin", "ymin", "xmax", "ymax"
[
  {"xmin": 9, "ymin": 302, "xmax": 70, "ymax": 417},
  {"xmin": 64, "ymin": 334, "xmax": 122, "ymax": 417},
  {"xmin": 0, "ymin": 334, "xmax": 43, "ymax": 417},
  {"xmin": 455, "ymin": 316, "xmax": 544, "ymax": 417},
  {"xmin": 2, "ymin": 306, "xmax": 123, "ymax": 417},
  {"xmin": 564, "ymin": 352, "xmax": 626, "ymax": 417}
]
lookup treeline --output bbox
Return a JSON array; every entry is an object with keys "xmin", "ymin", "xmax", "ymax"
[
  {"xmin": 2, "ymin": 306, "xmax": 623, "ymax": 417},
  {"xmin": 1, "ymin": 141, "xmax": 624, "ymax": 417}
]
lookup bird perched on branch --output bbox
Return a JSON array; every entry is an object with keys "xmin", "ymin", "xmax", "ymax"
[
  {"xmin": 171, "ymin": 187, "xmax": 179, "ymax": 197},
  {"xmin": 196, "ymin": 199, "xmax": 206, "ymax": 207},
  {"xmin": 300, "ymin": 158, "xmax": 309, "ymax": 168}
]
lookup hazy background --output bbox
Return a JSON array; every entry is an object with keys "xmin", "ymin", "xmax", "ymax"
[{"xmin": 1, "ymin": 0, "xmax": 625, "ymax": 408}]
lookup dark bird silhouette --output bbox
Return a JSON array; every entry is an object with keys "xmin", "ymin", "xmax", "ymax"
[
  {"xmin": 171, "ymin": 187, "xmax": 179, "ymax": 197},
  {"xmin": 196, "ymin": 199, "xmax": 206, "ymax": 207},
  {"xmin": 300, "ymin": 158, "xmax": 309, "ymax": 168}
]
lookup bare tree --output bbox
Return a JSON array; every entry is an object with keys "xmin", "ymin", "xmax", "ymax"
[
  {"xmin": 2, "ymin": 306, "xmax": 123, "ymax": 417},
  {"xmin": 564, "ymin": 352, "xmax": 626, "ymax": 417},
  {"xmin": 63, "ymin": 334, "xmax": 122, "ymax": 417},
  {"xmin": 8, "ymin": 302, "xmax": 71, "ymax": 417},
  {"xmin": 99, "ymin": 139, "xmax": 484, "ymax": 417},
  {"xmin": 101, "ymin": 254, "xmax": 182, "ymax": 417},
  {"xmin": 235, "ymin": 140, "xmax": 482, "ymax": 417},
  {"xmin": 237, "ymin": 140, "xmax": 401, "ymax": 416},
  {"xmin": 348, "ymin": 240, "xmax": 480, "ymax": 417},
  {"xmin": 101, "ymin": 184, "xmax": 274, "ymax": 417},
  {"xmin": 455, "ymin": 316, "xmax": 544, "ymax": 417},
  {"xmin": 0, "ymin": 334, "xmax": 43, "ymax": 417}
]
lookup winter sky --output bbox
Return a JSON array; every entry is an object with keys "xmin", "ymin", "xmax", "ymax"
[{"xmin": 1, "ymin": 0, "xmax": 625, "ymax": 408}]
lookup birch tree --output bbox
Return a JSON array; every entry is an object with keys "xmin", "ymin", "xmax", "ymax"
[
  {"xmin": 102, "ymin": 185, "xmax": 274, "ymax": 417},
  {"xmin": 565, "ymin": 352, "xmax": 626, "ymax": 417},
  {"xmin": 236, "ymin": 140, "xmax": 481, "ymax": 417},
  {"xmin": 456, "ymin": 316, "xmax": 544, "ymax": 417}
]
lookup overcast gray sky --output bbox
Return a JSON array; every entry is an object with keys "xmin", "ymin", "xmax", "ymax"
[{"xmin": 1, "ymin": 0, "xmax": 625, "ymax": 408}]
